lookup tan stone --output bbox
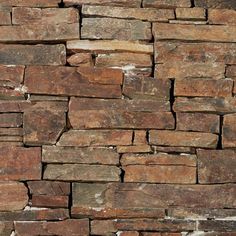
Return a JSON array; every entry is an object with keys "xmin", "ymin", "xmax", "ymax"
[
  {"xmin": 0, "ymin": 10, "xmax": 11, "ymax": 25},
  {"xmin": 44, "ymin": 164, "xmax": 121, "ymax": 182},
  {"xmin": 82, "ymin": 5, "xmax": 174, "ymax": 22},
  {"xmin": 58, "ymin": 130, "xmax": 133, "ymax": 147},
  {"xmin": 0, "ymin": 113, "xmax": 22, "ymax": 127},
  {"xmin": 223, "ymin": 114, "xmax": 236, "ymax": 148},
  {"xmin": 0, "ymin": 222, "xmax": 13, "ymax": 235},
  {"xmin": 226, "ymin": 65, "xmax": 236, "ymax": 77},
  {"xmin": 117, "ymin": 145, "xmax": 152, "ymax": 153},
  {"xmin": 143, "ymin": 0, "xmax": 191, "ymax": 8},
  {"xmin": 0, "ymin": 0, "xmax": 60, "ymax": 7},
  {"xmin": 81, "ymin": 18, "xmax": 151, "ymax": 40},
  {"xmin": 149, "ymin": 130, "xmax": 218, "ymax": 148},
  {"xmin": 67, "ymin": 53, "xmax": 93, "ymax": 67},
  {"xmin": 169, "ymin": 20, "xmax": 207, "ymax": 24},
  {"xmin": 153, "ymin": 23, "xmax": 236, "ymax": 42},
  {"xmin": 176, "ymin": 7, "xmax": 205, "ymax": 20},
  {"xmin": 134, "ymin": 130, "xmax": 147, "ymax": 145},
  {"xmin": 175, "ymin": 78, "xmax": 233, "ymax": 97},
  {"xmin": 209, "ymin": 9, "xmax": 236, "ymax": 25}
]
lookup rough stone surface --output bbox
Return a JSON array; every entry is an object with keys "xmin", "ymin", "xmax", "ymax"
[
  {"xmin": 176, "ymin": 7, "xmax": 205, "ymax": 20},
  {"xmin": 195, "ymin": 0, "xmax": 236, "ymax": 9},
  {"xmin": 209, "ymin": 9, "xmax": 236, "ymax": 25},
  {"xmin": 223, "ymin": 114, "xmax": 236, "ymax": 148},
  {"xmin": 143, "ymin": 0, "xmax": 191, "ymax": 8}
]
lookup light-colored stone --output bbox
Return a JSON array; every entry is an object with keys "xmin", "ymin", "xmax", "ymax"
[{"xmin": 176, "ymin": 7, "xmax": 205, "ymax": 20}]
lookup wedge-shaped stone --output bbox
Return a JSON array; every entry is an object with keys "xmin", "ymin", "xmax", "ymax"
[
  {"xmin": 209, "ymin": 9, "xmax": 236, "ymax": 25},
  {"xmin": 0, "ymin": 146, "xmax": 41, "ymax": 180},
  {"xmin": 44, "ymin": 164, "xmax": 121, "ymax": 182},
  {"xmin": 0, "ymin": 10, "xmax": 11, "ymax": 25},
  {"xmin": 195, "ymin": 0, "xmax": 236, "ymax": 9},
  {"xmin": 67, "ymin": 40, "xmax": 153, "ymax": 54},
  {"xmin": 69, "ymin": 110, "xmax": 174, "ymax": 129},
  {"xmin": 0, "ymin": 23, "xmax": 79, "ymax": 42},
  {"xmin": 82, "ymin": 5, "xmax": 174, "ymax": 22},
  {"xmin": 176, "ymin": 113, "xmax": 219, "ymax": 133},
  {"xmin": 0, "ymin": 0, "xmax": 60, "ymax": 7},
  {"xmin": 0, "ymin": 113, "xmax": 22, "ymax": 127},
  {"xmin": 156, "ymin": 62, "xmax": 225, "ymax": 79},
  {"xmin": 0, "ymin": 182, "xmax": 28, "ymax": 211},
  {"xmin": 81, "ymin": 18, "xmax": 151, "ymax": 40},
  {"xmin": 143, "ymin": 0, "xmax": 191, "ymax": 8},
  {"xmin": 149, "ymin": 130, "xmax": 218, "ymax": 148},
  {"xmin": 175, "ymin": 78, "xmax": 233, "ymax": 97},
  {"xmin": 42, "ymin": 146, "xmax": 119, "ymax": 165},
  {"xmin": 0, "ymin": 44, "xmax": 66, "ymax": 65},
  {"xmin": 24, "ymin": 66, "xmax": 121, "ymax": 98},
  {"xmin": 223, "ymin": 114, "xmax": 236, "ymax": 148},
  {"xmin": 176, "ymin": 7, "xmax": 205, "ymax": 20},
  {"xmin": 12, "ymin": 7, "xmax": 79, "ymax": 24},
  {"xmin": 15, "ymin": 219, "xmax": 89, "ymax": 236},
  {"xmin": 69, "ymin": 97, "xmax": 170, "ymax": 112},
  {"xmin": 197, "ymin": 149, "xmax": 236, "ymax": 183},
  {"xmin": 174, "ymin": 97, "xmax": 236, "ymax": 114},
  {"xmin": 153, "ymin": 23, "xmax": 236, "ymax": 42},
  {"xmin": 155, "ymin": 42, "xmax": 236, "ymax": 64},
  {"xmin": 58, "ymin": 130, "xmax": 133, "ymax": 147}
]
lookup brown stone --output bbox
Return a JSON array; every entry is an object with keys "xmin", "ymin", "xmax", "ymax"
[
  {"xmin": 29, "ymin": 95, "xmax": 69, "ymax": 102},
  {"xmin": 176, "ymin": 113, "xmax": 219, "ymax": 133},
  {"xmin": 0, "ymin": 146, "xmax": 41, "ymax": 181},
  {"xmin": 0, "ymin": 113, "xmax": 22, "ymax": 127},
  {"xmin": 173, "ymin": 97, "xmax": 236, "ymax": 114},
  {"xmin": 69, "ymin": 110, "xmax": 174, "ymax": 129},
  {"xmin": 119, "ymin": 232, "xmax": 139, "ymax": 236},
  {"xmin": 197, "ymin": 149, "xmax": 236, "ymax": 183},
  {"xmin": 69, "ymin": 97, "xmax": 170, "ymax": 112},
  {"xmin": 153, "ymin": 23, "xmax": 236, "ymax": 42},
  {"xmin": 81, "ymin": 18, "xmax": 151, "ymax": 40},
  {"xmin": 175, "ymin": 78, "xmax": 233, "ymax": 97},
  {"xmin": 43, "ymin": 146, "xmax": 119, "ymax": 165},
  {"xmin": 198, "ymin": 220, "xmax": 236, "ymax": 232},
  {"xmin": 0, "ymin": 136, "xmax": 22, "ymax": 143},
  {"xmin": 24, "ymin": 66, "xmax": 121, "ymax": 98},
  {"xmin": 155, "ymin": 42, "xmax": 236, "ymax": 64},
  {"xmin": 82, "ymin": 5, "xmax": 174, "ymax": 22},
  {"xmin": 0, "ymin": 0, "xmax": 60, "ymax": 7},
  {"xmin": 44, "ymin": 164, "xmax": 121, "ymax": 182},
  {"xmin": 143, "ymin": 234, "xmax": 181, "ymax": 236},
  {"xmin": 23, "ymin": 108, "xmax": 66, "ymax": 145},
  {"xmin": 15, "ymin": 219, "xmax": 89, "ymax": 236},
  {"xmin": 67, "ymin": 40, "xmax": 153, "ymax": 54},
  {"xmin": 0, "ymin": 222, "xmax": 13, "ymax": 235},
  {"xmin": 0, "ymin": 23, "xmax": 80, "ymax": 42},
  {"xmin": 223, "ymin": 114, "xmax": 236, "ymax": 148},
  {"xmin": 0, "ymin": 182, "xmax": 28, "ymax": 211},
  {"xmin": 195, "ymin": 0, "xmax": 236, "ymax": 9},
  {"xmin": 143, "ymin": 0, "xmax": 191, "ymax": 8},
  {"xmin": 169, "ymin": 20, "xmax": 207, "ymax": 24},
  {"xmin": 67, "ymin": 53, "xmax": 93, "ymax": 67},
  {"xmin": 0, "ymin": 10, "xmax": 11, "ymax": 25},
  {"xmin": 0, "ymin": 128, "xmax": 23, "ymax": 136},
  {"xmin": 149, "ymin": 130, "xmax": 218, "ymax": 148},
  {"xmin": 123, "ymin": 77, "xmax": 170, "ymax": 100},
  {"xmin": 154, "ymin": 146, "xmax": 195, "ymax": 154},
  {"xmin": 76, "ymin": 67, "xmax": 123, "ymax": 85},
  {"xmin": 117, "ymin": 145, "xmax": 152, "ymax": 153},
  {"xmin": 0, "ymin": 44, "xmax": 66, "ymax": 65},
  {"xmin": 209, "ymin": 9, "xmax": 236, "ymax": 25},
  {"xmin": 12, "ymin": 7, "xmax": 79, "ymax": 24},
  {"xmin": 226, "ymin": 65, "xmax": 236, "ymax": 77},
  {"xmin": 134, "ymin": 130, "xmax": 147, "ymax": 145},
  {"xmin": 155, "ymin": 62, "xmax": 225, "ymax": 79},
  {"xmin": 176, "ymin": 7, "xmax": 205, "ymax": 20},
  {"xmin": 58, "ymin": 130, "xmax": 133, "ymax": 147},
  {"xmin": 31, "ymin": 195, "xmax": 68, "ymax": 208},
  {"xmin": 64, "ymin": 0, "xmax": 141, "ymax": 7}
]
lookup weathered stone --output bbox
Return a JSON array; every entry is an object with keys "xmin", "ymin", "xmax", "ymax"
[
  {"xmin": 12, "ymin": 7, "xmax": 79, "ymax": 24},
  {"xmin": 28, "ymin": 181, "xmax": 70, "ymax": 196},
  {"xmin": 44, "ymin": 164, "xmax": 121, "ymax": 182},
  {"xmin": 0, "ymin": 146, "xmax": 41, "ymax": 180},
  {"xmin": 0, "ymin": 128, "xmax": 23, "ymax": 136},
  {"xmin": 0, "ymin": 10, "xmax": 11, "ymax": 25},
  {"xmin": 117, "ymin": 145, "xmax": 152, "ymax": 153},
  {"xmin": 82, "ymin": 5, "xmax": 174, "ymax": 22},
  {"xmin": 43, "ymin": 146, "xmax": 119, "ymax": 165},
  {"xmin": 67, "ymin": 40, "xmax": 153, "ymax": 54},
  {"xmin": 176, "ymin": 113, "xmax": 219, "ymax": 133},
  {"xmin": 0, "ymin": 136, "xmax": 22, "ymax": 142},
  {"xmin": 198, "ymin": 220, "xmax": 236, "ymax": 232},
  {"xmin": 119, "ymin": 232, "xmax": 139, "ymax": 236},
  {"xmin": 197, "ymin": 149, "xmax": 236, "ymax": 183},
  {"xmin": 154, "ymin": 146, "xmax": 195, "ymax": 154},
  {"xmin": 29, "ymin": 95, "xmax": 69, "ymax": 102},
  {"xmin": 226, "ymin": 65, "xmax": 236, "ymax": 78},
  {"xmin": 175, "ymin": 78, "xmax": 233, "ymax": 97},
  {"xmin": 142, "ymin": 234, "xmax": 181, "ymax": 236},
  {"xmin": 209, "ymin": 9, "xmax": 236, "ymax": 25},
  {"xmin": 0, "ymin": 113, "xmax": 22, "ymax": 127},
  {"xmin": 155, "ymin": 42, "xmax": 236, "ymax": 64},
  {"xmin": 31, "ymin": 195, "xmax": 68, "ymax": 208},
  {"xmin": 223, "ymin": 114, "xmax": 236, "ymax": 148},
  {"xmin": 69, "ymin": 110, "xmax": 174, "ymax": 129},
  {"xmin": 0, "ymin": 182, "xmax": 28, "ymax": 211},
  {"xmin": 195, "ymin": 0, "xmax": 236, "ymax": 9},
  {"xmin": 149, "ymin": 130, "xmax": 218, "ymax": 148},
  {"xmin": 24, "ymin": 66, "xmax": 121, "ymax": 98},
  {"xmin": 64, "ymin": 0, "xmax": 141, "ymax": 7},
  {"xmin": 176, "ymin": 7, "xmax": 205, "ymax": 20},
  {"xmin": 0, "ymin": 44, "xmax": 66, "ymax": 65},
  {"xmin": 174, "ymin": 97, "xmax": 236, "ymax": 114},
  {"xmin": 81, "ymin": 18, "xmax": 151, "ymax": 40},
  {"xmin": 96, "ymin": 53, "xmax": 152, "ymax": 68},
  {"xmin": 155, "ymin": 62, "xmax": 225, "ymax": 79},
  {"xmin": 23, "ymin": 108, "xmax": 66, "ymax": 145},
  {"xmin": 153, "ymin": 23, "xmax": 236, "ymax": 42},
  {"xmin": 123, "ymin": 77, "xmax": 170, "ymax": 100},
  {"xmin": 0, "ymin": 222, "xmax": 13, "ymax": 235},
  {"xmin": 76, "ymin": 67, "xmax": 123, "ymax": 85},
  {"xmin": 143, "ymin": 0, "xmax": 191, "ymax": 8},
  {"xmin": 169, "ymin": 20, "xmax": 207, "ymax": 24},
  {"xmin": 134, "ymin": 130, "xmax": 147, "ymax": 145},
  {"xmin": 0, "ymin": 0, "xmax": 60, "ymax": 7},
  {"xmin": 0, "ymin": 23, "xmax": 80, "ymax": 42},
  {"xmin": 67, "ymin": 53, "xmax": 93, "ymax": 67},
  {"xmin": 15, "ymin": 219, "xmax": 89, "ymax": 236}
]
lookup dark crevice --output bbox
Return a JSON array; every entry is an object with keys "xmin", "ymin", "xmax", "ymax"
[
  {"xmin": 119, "ymin": 154, "xmax": 125, "ymax": 183},
  {"xmin": 169, "ymin": 79, "xmax": 177, "ymax": 129},
  {"xmin": 216, "ymin": 115, "xmax": 224, "ymax": 149},
  {"xmin": 205, "ymin": 8, "xmax": 208, "ymax": 22},
  {"xmin": 22, "ymin": 181, "xmax": 32, "ymax": 203},
  {"xmin": 58, "ymin": 0, "xmax": 65, "ymax": 8},
  {"xmin": 190, "ymin": 0, "xmax": 195, "ymax": 7},
  {"xmin": 68, "ymin": 182, "xmax": 73, "ymax": 218}
]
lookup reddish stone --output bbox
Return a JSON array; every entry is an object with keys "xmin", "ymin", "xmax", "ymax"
[
  {"xmin": 176, "ymin": 7, "xmax": 205, "ymax": 20},
  {"xmin": 0, "ymin": 10, "xmax": 11, "ymax": 25},
  {"xmin": 223, "ymin": 114, "xmax": 236, "ymax": 148},
  {"xmin": 0, "ymin": 146, "xmax": 41, "ymax": 180},
  {"xmin": 67, "ymin": 53, "xmax": 93, "ymax": 67},
  {"xmin": 117, "ymin": 145, "xmax": 152, "ymax": 153},
  {"xmin": 143, "ymin": 0, "xmax": 191, "ymax": 8},
  {"xmin": 226, "ymin": 65, "xmax": 236, "ymax": 77},
  {"xmin": 31, "ymin": 195, "xmax": 68, "ymax": 208},
  {"xmin": 154, "ymin": 146, "xmax": 195, "ymax": 154},
  {"xmin": 0, "ymin": 128, "xmax": 23, "ymax": 136},
  {"xmin": 0, "ymin": 113, "xmax": 22, "ymax": 127},
  {"xmin": 119, "ymin": 232, "xmax": 139, "ymax": 236},
  {"xmin": 0, "ymin": 0, "xmax": 60, "ymax": 7},
  {"xmin": 133, "ymin": 130, "xmax": 147, "ymax": 145}
]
